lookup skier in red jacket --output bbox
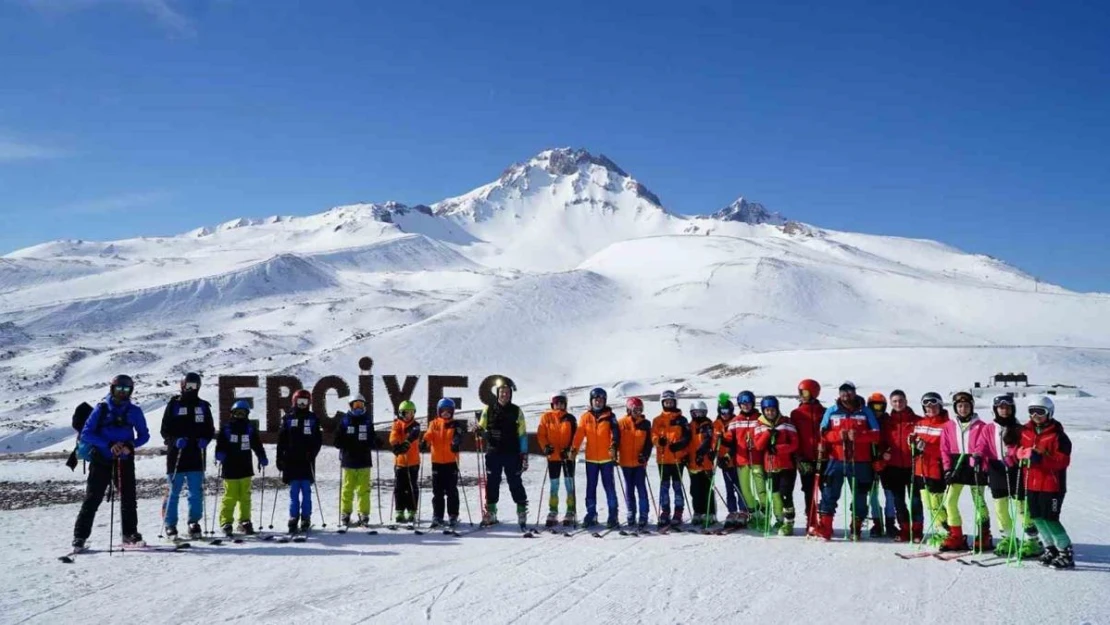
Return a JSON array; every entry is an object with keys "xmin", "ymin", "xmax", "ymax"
[
  {"xmin": 879, "ymin": 389, "xmax": 922, "ymax": 542},
  {"xmin": 791, "ymin": 379, "xmax": 824, "ymax": 533},
  {"xmin": 1017, "ymin": 395, "xmax": 1074, "ymax": 569}
]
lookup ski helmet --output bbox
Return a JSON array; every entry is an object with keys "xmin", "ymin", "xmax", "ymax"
[
  {"xmin": 737, "ymin": 391, "xmax": 756, "ymax": 407},
  {"xmin": 551, "ymin": 392, "xmax": 568, "ymax": 408},
  {"xmin": 231, "ymin": 399, "xmax": 251, "ymax": 416},
  {"xmin": 109, "ymin": 374, "xmax": 134, "ymax": 400},
  {"xmin": 349, "ymin": 393, "xmax": 367, "ymax": 415},
  {"xmin": 437, "ymin": 397, "xmax": 456, "ymax": 415},
  {"xmin": 838, "ymin": 381, "xmax": 857, "ymax": 393},
  {"xmin": 868, "ymin": 392, "xmax": 887, "ymax": 412},
  {"xmin": 589, "ymin": 387, "xmax": 607, "ymax": 404},
  {"xmin": 398, "ymin": 400, "xmax": 417, "ymax": 415},
  {"xmin": 660, "ymin": 390, "xmax": 677, "ymax": 408},
  {"xmin": 992, "ymin": 393, "xmax": 1015, "ymax": 415},
  {"xmin": 717, "ymin": 392, "xmax": 732, "ymax": 407},
  {"xmin": 690, "ymin": 400, "xmax": 708, "ymax": 417},
  {"xmin": 952, "ymin": 392, "xmax": 975, "ymax": 410},
  {"xmin": 798, "ymin": 379, "xmax": 821, "ymax": 400},
  {"xmin": 760, "ymin": 396, "xmax": 779, "ymax": 412},
  {"xmin": 180, "ymin": 371, "xmax": 202, "ymax": 393},
  {"xmin": 921, "ymin": 391, "xmax": 943, "ymax": 408},
  {"xmin": 718, "ymin": 400, "xmax": 735, "ymax": 416},
  {"xmin": 626, "ymin": 397, "xmax": 644, "ymax": 413},
  {"xmin": 492, "ymin": 378, "xmax": 515, "ymax": 401},
  {"xmin": 292, "ymin": 389, "xmax": 311, "ymax": 409},
  {"xmin": 1027, "ymin": 395, "xmax": 1055, "ymax": 419}
]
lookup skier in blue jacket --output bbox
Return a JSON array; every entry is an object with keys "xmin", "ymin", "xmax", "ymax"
[{"xmin": 72, "ymin": 374, "xmax": 151, "ymax": 550}]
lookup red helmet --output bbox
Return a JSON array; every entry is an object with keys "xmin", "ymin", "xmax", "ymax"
[
  {"xmin": 625, "ymin": 397, "xmax": 644, "ymax": 413},
  {"xmin": 798, "ymin": 379, "xmax": 821, "ymax": 399},
  {"xmin": 292, "ymin": 389, "xmax": 312, "ymax": 409}
]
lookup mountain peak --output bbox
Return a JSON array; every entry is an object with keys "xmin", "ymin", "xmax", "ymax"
[
  {"xmin": 490, "ymin": 147, "xmax": 662, "ymax": 208},
  {"xmin": 711, "ymin": 197, "xmax": 787, "ymax": 225}
]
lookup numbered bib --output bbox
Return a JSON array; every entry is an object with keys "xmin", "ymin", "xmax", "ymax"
[{"xmin": 241, "ymin": 438, "xmax": 250, "ymax": 451}]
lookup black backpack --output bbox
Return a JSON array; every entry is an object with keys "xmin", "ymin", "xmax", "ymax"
[{"xmin": 65, "ymin": 401, "xmax": 105, "ymax": 471}]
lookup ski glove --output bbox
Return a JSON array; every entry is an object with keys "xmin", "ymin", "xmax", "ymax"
[
  {"xmin": 520, "ymin": 454, "xmax": 529, "ymax": 472},
  {"xmin": 638, "ymin": 452, "xmax": 650, "ymax": 465},
  {"xmin": 798, "ymin": 461, "xmax": 815, "ymax": 474},
  {"xmin": 450, "ymin": 442, "xmax": 460, "ymax": 454},
  {"xmin": 717, "ymin": 455, "xmax": 733, "ymax": 469},
  {"xmin": 912, "ymin": 438, "xmax": 926, "ymax": 453},
  {"xmin": 560, "ymin": 448, "xmax": 572, "ymax": 461},
  {"xmin": 695, "ymin": 453, "xmax": 706, "ymax": 466},
  {"xmin": 215, "ymin": 451, "xmax": 226, "ymax": 463},
  {"xmin": 943, "ymin": 470, "xmax": 955, "ymax": 484},
  {"xmin": 393, "ymin": 442, "xmax": 410, "ymax": 455},
  {"xmin": 1029, "ymin": 450, "xmax": 1042, "ymax": 465},
  {"xmin": 175, "ymin": 438, "xmax": 189, "ymax": 449},
  {"xmin": 656, "ymin": 436, "xmax": 668, "ymax": 448},
  {"xmin": 258, "ymin": 457, "xmax": 269, "ymax": 468},
  {"xmin": 543, "ymin": 444, "xmax": 554, "ymax": 456},
  {"xmin": 406, "ymin": 428, "xmax": 420, "ymax": 442},
  {"xmin": 198, "ymin": 438, "xmax": 210, "ymax": 449},
  {"xmin": 418, "ymin": 440, "xmax": 429, "ymax": 454},
  {"xmin": 667, "ymin": 442, "xmax": 684, "ymax": 453}
]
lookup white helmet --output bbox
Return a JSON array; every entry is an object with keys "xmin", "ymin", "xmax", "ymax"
[
  {"xmin": 1027, "ymin": 395, "xmax": 1055, "ymax": 418},
  {"xmin": 690, "ymin": 400, "xmax": 707, "ymax": 414}
]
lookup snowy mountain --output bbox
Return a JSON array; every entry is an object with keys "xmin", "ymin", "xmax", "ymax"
[{"xmin": 1, "ymin": 147, "xmax": 1109, "ymax": 451}]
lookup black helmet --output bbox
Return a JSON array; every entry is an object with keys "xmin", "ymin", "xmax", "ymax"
[
  {"xmin": 110, "ymin": 374, "xmax": 135, "ymax": 400},
  {"xmin": 181, "ymin": 372, "xmax": 202, "ymax": 393},
  {"xmin": 952, "ymin": 391, "xmax": 974, "ymax": 408}
]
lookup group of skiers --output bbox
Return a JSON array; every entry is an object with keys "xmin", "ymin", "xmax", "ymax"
[{"xmin": 67, "ymin": 374, "xmax": 1076, "ymax": 570}]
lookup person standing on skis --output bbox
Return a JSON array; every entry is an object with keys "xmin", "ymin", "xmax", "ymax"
[
  {"xmin": 686, "ymin": 400, "xmax": 718, "ymax": 528},
  {"xmin": 652, "ymin": 389, "xmax": 691, "ymax": 529},
  {"xmin": 477, "ymin": 380, "xmax": 529, "ymax": 528},
  {"xmin": 866, "ymin": 392, "xmax": 897, "ymax": 538},
  {"xmin": 910, "ymin": 391, "xmax": 950, "ymax": 546},
  {"xmin": 536, "ymin": 392, "xmax": 578, "ymax": 527},
  {"xmin": 938, "ymin": 391, "xmax": 997, "ymax": 552},
  {"xmin": 724, "ymin": 390, "xmax": 765, "ymax": 527},
  {"xmin": 215, "ymin": 399, "xmax": 268, "ymax": 537},
  {"xmin": 879, "ymin": 389, "xmax": 922, "ymax": 542},
  {"xmin": 986, "ymin": 393, "xmax": 1042, "ymax": 559},
  {"xmin": 809, "ymin": 381, "xmax": 880, "ymax": 541},
  {"xmin": 72, "ymin": 375, "xmax": 150, "ymax": 551},
  {"xmin": 617, "ymin": 397, "xmax": 653, "ymax": 531},
  {"xmin": 160, "ymin": 372, "xmax": 215, "ymax": 540},
  {"xmin": 571, "ymin": 387, "xmax": 621, "ymax": 529},
  {"xmin": 277, "ymin": 389, "xmax": 322, "ymax": 534},
  {"xmin": 714, "ymin": 396, "xmax": 747, "ymax": 528},
  {"xmin": 333, "ymin": 394, "xmax": 375, "ymax": 529},
  {"xmin": 791, "ymin": 380, "xmax": 824, "ymax": 534},
  {"xmin": 1017, "ymin": 396, "xmax": 1074, "ymax": 569},
  {"xmin": 389, "ymin": 400, "xmax": 422, "ymax": 526},
  {"xmin": 753, "ymin": 396, "xmax": 799, "ymax": 535},
  {"xmin": 423, "ymin": 398, "xmax": 466, "ymax": 529}
]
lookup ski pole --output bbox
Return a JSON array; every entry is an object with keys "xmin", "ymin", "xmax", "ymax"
[
  {"xmin": 259, "ymin": 465, "xmax": 266, "ymax": 530},
  {"xmin": 413, "ymin": 447, "xmax": 425, "ymax": 529},
  {"xmin": 337, "ymin": 468, "xmax": 345, "ymax": 528},
  {"xmin": 534, "ymin": 457, "xmax": 549, "ymax": 527},
  {"xmin": 160, "ymin": 448, "xmax": 184, "ymax": 538},
  {"xmin": 211, "ymin": 463, "xmax": 223, "ymax": 535},
  {"xmin": 309, "ymin": 458, "xmax": 327, "ymax": 528},
  {"xmin": 705, "ymin": 436, "xmax": 721, "ymax": 530},
  {"xmin": 268, "ymin": 471, "xmax": 279, "ymax": 529},
  {"xmin": 909, "ymin": 438, "xmax": 917, "ymax": 544},
  {"xmin": 614, "ymin": 461, "xmax": 627, "ymax": 524},
  {"xmin": 645, "ymin": 461, "xmax": 659, "ymax": 518},
  {"xmin": 375, "ymin": 444, "xmax": 383, "ymax": 525},
  {"xmin": 457, "ymin": 456, "xmax": 473, "ymax": 525},
  {"xmin": 109, "ymin": 458, "xmax": 117, "ymax": 555},
  {"xmin": 676, "ymin": 463, "xmax": 691, "ymax": 524}
]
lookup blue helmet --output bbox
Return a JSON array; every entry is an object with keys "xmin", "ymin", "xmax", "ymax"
[
  {"xmin": 231, "ymin": 399, "xmax": 251, "ymax": 415},
  {"xmin": 760, "ymin": 396, "xmax": 779, "ymax": 411},
  {"xmin": 737, "ymin": 391, "xmax": 756, "ymax": 407},
  {"xmin": 589, "ymin": 387, "xmax": 607, "ymax": 403},
  {"xmin": 437, "ymin": 397, "xmax": 456, "ymax": 413}
]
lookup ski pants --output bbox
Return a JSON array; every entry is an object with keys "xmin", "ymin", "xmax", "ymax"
[
  {"xmin": 738, "ymin": 464, "xmax": 766, "ymax": 512},
  {"xmin": 818, "ymin": 461, "xmax": 873, "ymax": 520},
  {"xmin": 340, "ymin": 468, "xmax": 371, "ymax": 516},
  {"xmin": 867, "ymin": 482, "xmax": 895, "ymax": 521},
  {"xmin": 485, "ymin": 452, "xmax": 527, "ymax": 507},
  {"xmin": 585, "ymin": 461, "xmax": 618, "ymax": 521},
  {"xmin": 800, "ymin": 466, "xmax": 819, "ymax": 527},
  {"xmin": 768, "ymin": 469, "xmax": 796, "ymax": 523},
  {"xmin": 546, "ymin": 459, "xmax": 577, "ymax": 513},
  {"xmin": 881, "ymin": 467, "xmax": 923, "ymax": 524},
  {"xmin": 944, "ymin": 483, "xmax": 989, "ymax": 529},
  {"xmin": 658, "ymin": 463, "xmax": 685, "ymax": 513},
  {"xmin": 621, "ymin": 466, "xmax": 649, "ymax": 524},
  {"xmin": 915, "ymin": 475, "xmax": 948, "ymax": 528},
  {"xmin": 689, "ymin": 470, "xmax": 717, "ymax": 517},
  {"xmin": 288, "ymin": 479, "xmax": 312, "ymax": 520},
  {"xmin": 394, "ymin": 465, "xmax": 420, "ymax": 512},
  {"xmin": 1029, "ymin": 492, "xmax": 1070, "ymax": 548},
  {"xmin": 219, "ymin": 477, "xmax": 252, "ymax": 526},
  {"xmin": 721, "ymin": 463, "xmax": 745, "ymax": 514},
  {"xmin": 988, "ymin": 464, "xmax": 1030, "ymax": 536},
  {"xmin": 165, "ymin": 470, "xmax": 204, "ymax": 527},
  {"xmin": 431, "ymin": 462, "xmax": 460, "ymax": 519},
  {"xmin": 74, "ymin": 457, "xmax": 137, "ymax": 541}
]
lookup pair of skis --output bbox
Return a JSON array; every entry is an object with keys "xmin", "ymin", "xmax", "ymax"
[
  {"xmin": 895, "ymin": 549, "xmax": 1007, "ymax": 567},
  {"xmin": 58, "ymin": 541, "xmax": 192, "ymax": 563}
]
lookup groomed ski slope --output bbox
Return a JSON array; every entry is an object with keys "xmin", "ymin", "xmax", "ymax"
[{"xmin": 1, "ymin": 398, "xmax": 1107, "ymax": 625}]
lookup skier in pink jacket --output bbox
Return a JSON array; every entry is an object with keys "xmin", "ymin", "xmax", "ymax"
[{"xmin": 938, "ymin": 391, "xmax": 998, "ymax": 552}]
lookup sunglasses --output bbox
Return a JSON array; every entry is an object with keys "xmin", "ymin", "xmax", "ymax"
[
  {"xmin": 922, "ymin": 398, "xmax": 941, "ymax": 407},
  {"xmin": 1028, "ymin": 407, "xmax": 1049, "ymax": 417}
]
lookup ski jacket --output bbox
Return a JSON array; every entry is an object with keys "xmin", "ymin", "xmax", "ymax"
[
  {"xmin": 215, "ymin": 417, "xmax": 267, "ymax": 480},
  {"xmin": 713, "ymin": 415, "xmax": 734, "ymax": 466},
  {"xmin": 617, "ymin": 414, "xmax": 653, "ymax": 468},
  {"xmin": 478, "ymin": 402, "xmax": 527, "ymax": 455},
  {"xmin": 725, "ymin": 411, "xmax": 763, "ymax": 467},
  {"xmin": 686, "ymin": 416, "xmax": 717, "ymax": 473},
  {"xmin": 652, "ymin": 410, "xmax": 691, "ymax": 464},
  {"xmin": 537, "ymin": 409, "xmax": 577, "ymax": 461},
  {"xmin": 79, "ymin": 395, "xmax": 150, "ymax": 464},
  {"xmin": 753, "ymin": 416, "xmax": 799, "ymax": 472},
  {"xmin": 940, "ymin": 415, "xmax": 997, "ymax": 471},
  {"xmin": 389, "ymin": 417, "xmax": 422, "ymax": 467},
  {"xmin": 423, "ymin": 416, "xmax": 463, "ymax": 465},
  {"xmin": 333, "ymin": 411, "xmax": 375, "ymax": 469},
  {"xmin": 1018, "ymin": 420, "xmax": 1071, "ymax": 493},
  {"xmin": 160, "ymin": 394, "xmax": 215, "ymax": 474},
  {"xmin": 790, "ymin": 400, "xmax": 825, "ymax": 462},
  {"xmin": 276, "ymin": 409, "xmax": 322, "ymax": 484},
  {"xmin": 819, "ymin": 399, "xmax": 880, "ymax": 463},
  {"xmin": 881, "ymin": 407, "xmax": 919, "ymax": 469},
  {"xmin": 986, "ymin": 415, "xmax": 1021, "ymax": 473},
  {"xmin": 912, "ymin": 410, "xmax": 949, "ymax": 480},
  {"xmin": 573, "ymin": 408, "xmax": 620, "ymax": 463}
]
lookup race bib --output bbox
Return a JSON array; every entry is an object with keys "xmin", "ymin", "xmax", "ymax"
[
  {"xmin": 230, "ymin": 434, "xmax": 240, "ymax": 443},
  {"xmin": 358, "ymin": 425, "xmax": 367, "ymax": 434},
  {"xmin": 195, "ymin": 413, "xmax": 204, "ymax": 423},
  {"xmin": 347, "ymin": 426, "xmax": 355, "ymax": 434},
  {"xmin": 358, "ymin": 432, "xmax": 367, "ymax": 441},
  {"xmin": 177, "ymin": 407, "xmax": 189, "ymax": 416},
  {"xmin": 304, "ymin": 426, "xmax": 311, "ymax": 435},
  {"xmin": 241, "ymin": 438, "xmax": 250, "ymax": 451}
]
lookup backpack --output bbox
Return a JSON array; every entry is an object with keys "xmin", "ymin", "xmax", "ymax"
[{"xmin": 67, "ymin": 401, "xmax": 108, "ymax": 468}]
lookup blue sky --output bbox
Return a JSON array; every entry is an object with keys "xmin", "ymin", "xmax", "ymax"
[{"xmin": 1, "ymin": 0, "xmax": 1107, "ymax": 291}]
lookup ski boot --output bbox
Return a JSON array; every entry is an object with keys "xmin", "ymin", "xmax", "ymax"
[
  {"xmin": 657, "ymin": 510, "xmax": 671, "ymax": 530},
  {"xmin": 448, "ymin": 515, "xmax": 459, "ymax": 529},
  {"xmin": 770, "ymin": 519, "xmax": 784, "ymax": 535},
  {"xmin": 723, "ymin": 512, "xmax": 737, "ymax": 529},
  {"xmin": 808, "ymin": 514, "xmax": 833, "ymax": 541},
  {"xmin": 516, "ymin": 504, "xmax": 528, "ymax": 529},
  {"xmin": 973, "ymin": 525, "xmax": 993, "ymax": 552},
  {"xmin": 993, "ymin": 534, "xmax": 1018, "ymax": 557},
  {"xmin": 707, "ymin": 514, "xmax": 718, "ymax": 527},
  {"xmin": 356, "ymin": 514, "xmax": 370, "ymax": 528},
  {"xmin": 910, "ymin": 521, "xmax": 924, "ymax": 544},
  {"xmin": 779, "ymin": 516, "xmax": 795, "ymax": 537},
  {"xmin": 480, "ymin": 505, "xmax": 498, "ymax": 527},
  {"xmin": 1039, "ymin": 545, "xmax": 1060, "ymax": 566},
  {"xmin": 561, "ymin": 512, "xmax": 576, "ymax": 527},
  {"xmin": 927, "ymin": 523, "xmax": 949, "ymax": 548},
  {"xmin": 545, "ymin": 511, "xmax": 559, "ymax": 528},
  {"xmin": 430, "ymin": 517, "xmax": 444, "ymax": 529},
  {"xmin": 71, "ymin": 537, "xmax": 87, "ymax": 550},
  {"xmin": 237, "ymin": 521, "xmax": 256, "ymax": 535},
  {"xmin": 222, "ymin": 523, "xmax": 234, "ymax": 538},
  {"xmin": 692, "ymin": 513, "xmax": 704, "ymax": 527},
  {"xmin": 300, "ymin": 517, "xmax": 312, "ymax": 533},
  {"xmin": 287, "ymin": 517, "xmax": 300, "ymax": 535},
  {"xmin": 1050, "ymin": 546, "xmax": 1075, "ymax": 570},
  {"xmin": 637, "ymin": 519, "xmax": 648, "ymax": 533},
  {"xmin": 1021, "ymin": 537, "xmax": 1045, "ymax": 559},
  {"xmin": 582, "ymin": 513, "xmax": 599, "ymax": 528},
  {"xmin": 395, "ymin": 511, "xmax": 407, "ymax": 524},
  {"xmin": 672, "ymin": 508, "xmax": 685, "ymax": 528},
  {"xmin": 735, "ymin": 510, "xmax": 751, "ymax": 528},
  {"xmin": 122, "ymin": 532, "xmax": 145, "ymax": 547},
  {"xmin": 885, "ymin": 516, "xmax": 898, "ymax": 539},
  {"xmin": 188, "ymin": 523, "xmax": 203, "ymax": 540},
  {"xmin": 850, "ymin": 518, "xmax": 865, "ymax": 541},
  {"xmin": 164, "ymin": 524, "xmax": 179, "ymax": 539},
  {"xmin": 340, "ymin": 513, "xmax": 351, "ymax": 528},
  {"xmin": 940, "ymin": 525, "xmax": 968, "ymax": 552},
  {"xmin": 605, "ymin": 517, "xmax": 620, "ymax": 530},
  {"xmin": 869, "ymin": 517, "xmax": 883, "ymax": 538}
]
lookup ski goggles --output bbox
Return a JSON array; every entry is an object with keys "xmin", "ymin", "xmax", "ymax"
[
  {"xmin": 718, "ymin": 406, "xmax": 734, "ymax": 415},
  {"xmin": 921, "ymin": 398, "xmax": 942, "ymax": 407},
  {"xmin": 350, "ymin": 400, "xmax": 366, "ymax": 411},
  {"xmin": 629, "ymin": 406, "xmax": 644, "ymax": 415},
  {"xmin": 231, "ymin": 409, "xmax": 249, "ymax": 418},
  {"xmin": 995, "ymin": 398, "xmax": 1015, "ymax": 407},
  {"xmin": 1028, "ymin": 407, "xmax": 1049, "ymax": 417},
  {"xmin": 870, "ymin": 403, "xmax": 886, "ymax": 412},
  {"xmin": 799, "ymin": 390, "xmax": 812, "ymax": 400},
  {"xmin": 183, "ymin": 382, "xmax": 200, "ymax": 391},
  {"xmin": 294, "ymin": 398, "xmax": 310, "ymax": 408}
]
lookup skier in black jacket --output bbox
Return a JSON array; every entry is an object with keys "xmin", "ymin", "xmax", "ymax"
[
  {"xmin": 214, "ymin": 399, "xmax": 268, "ymax": 536},
  {"xmin": 333, "ymin": 394, "xmax": 375, "ymax": 528},
  {"xmin": 160, "ymin": 372, "xmax": 215, "ymax": 539},
  {"xmin": 277, "ymin": 389, "xmax": 322, "ymax": 534}
]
